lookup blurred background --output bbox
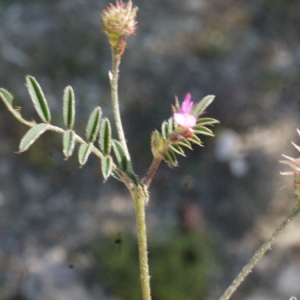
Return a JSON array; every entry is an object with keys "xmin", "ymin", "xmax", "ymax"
[{"xmin": 1, "ymin": 0, "xmax": 300, "ymax": 299}]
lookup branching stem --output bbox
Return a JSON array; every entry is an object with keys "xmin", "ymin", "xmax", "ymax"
[
  {"xmin": 142, "ymin": 141, "xmax": 171, "ymax": 188},
  {"xmin": 142, "ymin": 158, "xmax": 162, "ymax": 188}
]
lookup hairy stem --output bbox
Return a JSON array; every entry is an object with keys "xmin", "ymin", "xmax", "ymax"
[
  {"xmin": 219, "ymin": 202, "xmax": 300, "ymax": 300},
  {"xmin": 110, "ymin": 49, "xmax": 130, "ymax": 161},
  {"xmin": 133, "ymin": 191, "xmax": 151, "ymax": 300},
  {"xmin": 142, "ymin": 141, "xmax": 171, "ymax": 188},
  {"xmin": 142, "ymin": 158, "xmax": 162, "ymax": 188},
  {"xmin": 110, "ymin": 47, "xmax": 151, "ymax": 299}
]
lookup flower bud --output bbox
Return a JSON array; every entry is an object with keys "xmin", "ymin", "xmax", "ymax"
[
  {"xmin": 151, "ymin": 130, "xmax": 165, "ymax": 160},
  {"xmin": 101, "ymin": 0, "xmax": 138, "ymax": 50}
]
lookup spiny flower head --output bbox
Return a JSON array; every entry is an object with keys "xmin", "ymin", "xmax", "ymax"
[
  {"xmin": 280, "ymin": 129, "xmax": 300, "ymax": 176},
  {"xmin": 102, "ymin": 0, "xmax": 138, "ymax": 49}
]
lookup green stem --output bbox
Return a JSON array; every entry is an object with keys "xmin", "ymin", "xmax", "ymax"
[
  {"xmin": 110, "ymin": 46, "xmax": 151, "ymax": 299},
  {"xmin": 133, "ymin": 191, "xmax": 152, "ymax": 300},
  {"xmin": 110, "ymin": 48, "xmax": 130, "ymax": 161},
  {"xmin": 219, "ymin": 202, "xmax": 300, "ymax": 300}
]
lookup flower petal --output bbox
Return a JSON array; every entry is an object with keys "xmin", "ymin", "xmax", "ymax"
[
  {"xmin": 174, "ymin": 113, "xmax": 196, "ymax": 128},
  {"xmin": 181, "ymin": 93, "xmax": 193, "ymax": 113}
]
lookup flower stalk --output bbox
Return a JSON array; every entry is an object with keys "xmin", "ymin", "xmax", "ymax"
[
  {"xmin": 219, "ymin": 201, "xmax": 300, "ymax": 300},
  {"xmin": 220, "ymin": 132, "xmax": 300, "ymax": 300},
  {"xmin": 102, "ymin": 0, "xmax": 137, "ymax": 161},
  {"xmin": 110, "ymin": 51, "xmax": 130, "ymax": 161}
]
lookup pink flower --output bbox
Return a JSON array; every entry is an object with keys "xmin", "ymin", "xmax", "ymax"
[
  {"xmin": 173, "ymin": 93, "xmax": 196, "ymax": 128},
  {"xmin": 280, "ymin": 130, "xmax": 300, "ymax": 176}
]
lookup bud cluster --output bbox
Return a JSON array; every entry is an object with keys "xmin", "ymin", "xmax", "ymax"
[{"xmin": 102, "ymin": 0, "xmax": 138, "ymax": 50}]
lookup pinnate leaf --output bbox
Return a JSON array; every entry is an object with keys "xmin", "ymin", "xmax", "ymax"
[
  {"xmin": 19, "ymin": 123, "xmax": 49, "ymax": 153},
  {"xmin": 112, "ymin": 140, "xmax": 128, "ymax": 171},
  {"xmin": 163, "ymin": 149, "xmax": 178, "ymax": 167},
  {"xmin": 0, "ymin": 88, "xmax": 13, "ymax": 106},
  {"xmin": 196, "ymin": 117, "xmax": 219, "ymax": 126},
  {"xmin": 169, "ymin": 144, "xmax": 185, "ymax": 156},
  {"xmin": 176, "ymin": 138, "xmax": 192, "ymax": 149},
  {"xmin": 26, "ymin": 76, "xmax": 51, "ymax": 123},
  {"xmin": 161, "ymin": 121, "xmax": 168, "ymax": 139},
  {"xmin": 191, "ymin": 95, "xmax": 215, "ymax": 117},
  {"xmin": 86, "ymin": 107, "xmax": 101, "ymax": 143},
  {"xmin": 99, "ymin": 118, "xmax": 112, "ymax": 156},
  {"xmin": 78, "ymin": 143, "xmax": 93, "ymax": 167},
  {"xmin": 188, "ymin": 134, "xmax": 202, "ymax": 146},
  {"xmin": 63, "ymin": 130, "xmax": 76, "ymax": 159},
  {"xmin": 63, "ymin": 86, "xmax": 75, "ymax": 129},
  {"xmin": 126, "ymin": 170, "xmax": 139, "ymax": 186},
  {"xmin": 101, "ymin": 156, "xmax": 112, "ymax": 181},
  {"xmin": 111, "ymin": 171, "xmax": 121, "ymax": 181},
  {"xmin": 193, "ymin": 126, "xmax": 214, "ymax": 136},
  {"xmin": 168, "ymin": 117, "xmax": 176, "ymax": 134}
]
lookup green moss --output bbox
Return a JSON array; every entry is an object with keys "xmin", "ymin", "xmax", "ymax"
[{"xmin": 92, "ymin": 230, "xmax": 216, "ymax": 300}]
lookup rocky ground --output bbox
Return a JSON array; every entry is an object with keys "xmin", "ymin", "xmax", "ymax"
[{"xmin": 1, "ymin": 0, "xmax": 300, "ymax": 299}]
